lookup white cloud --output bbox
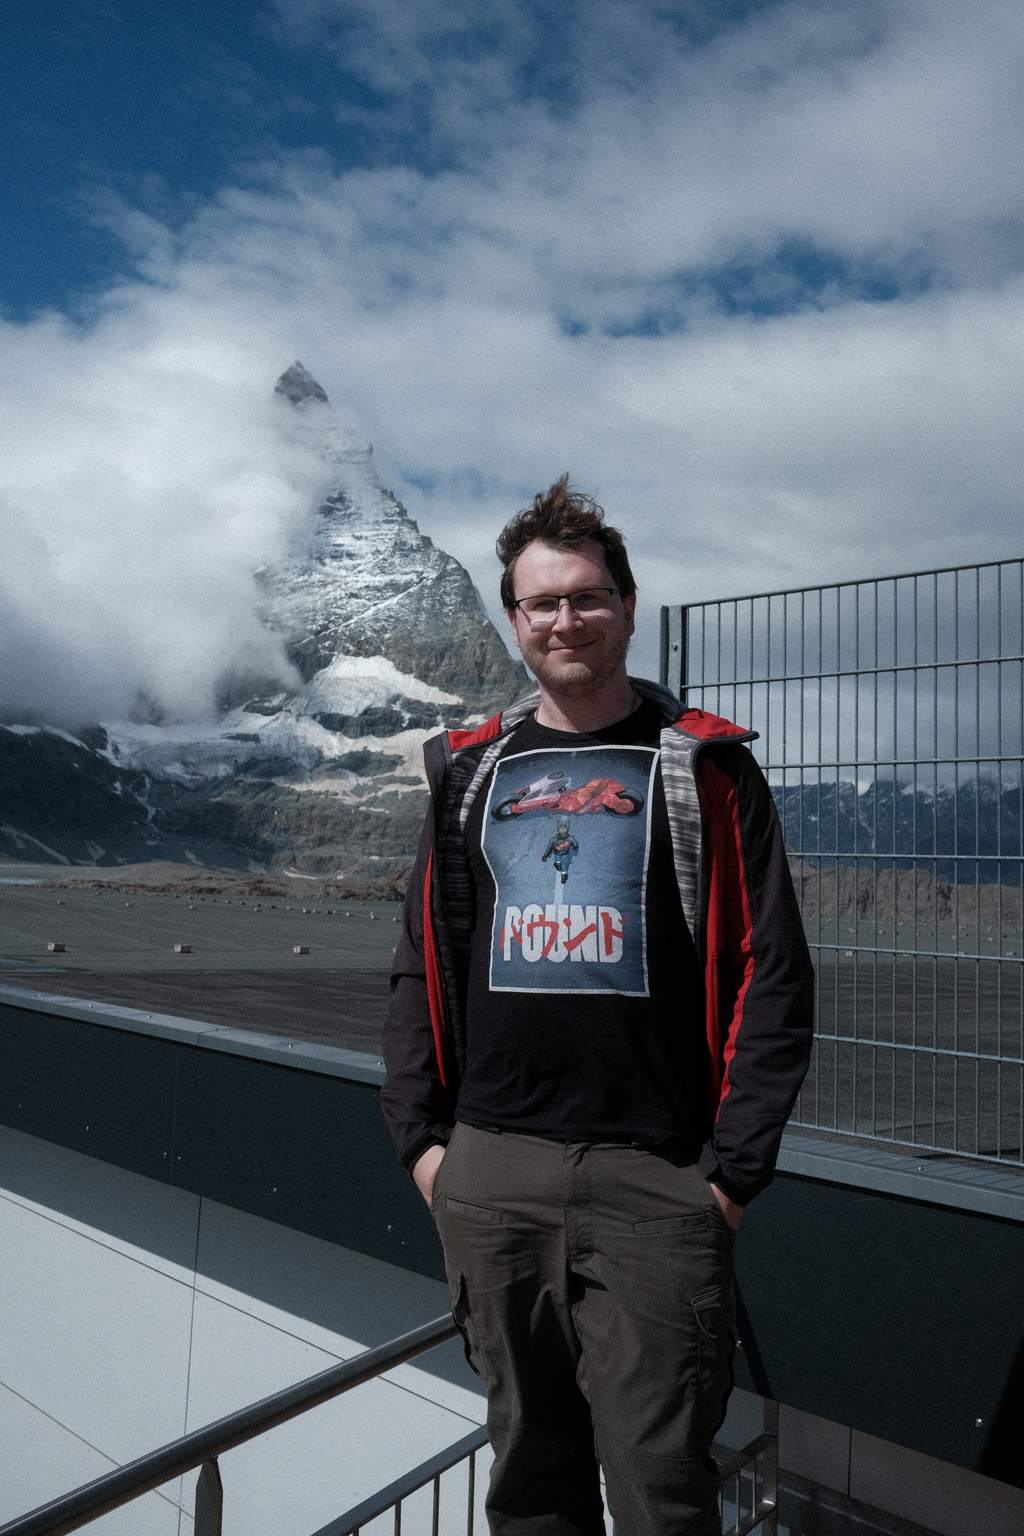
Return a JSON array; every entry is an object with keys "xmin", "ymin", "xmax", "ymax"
[
  {"xmin": 272, "ymin": 0, "xmax": 1024, "ymax": 281},
  {"xmin": 3, "ymin": 0, "xmax": 1024, "ymax": 711},
  {"xmin": 0, "ymin": 317, "xmax": 334, "ymax": 723}
]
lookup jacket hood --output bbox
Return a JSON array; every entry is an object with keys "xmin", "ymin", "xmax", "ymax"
[{"xmin": 446, "ymin": 677, "xmax": 757, "ymax": 753}]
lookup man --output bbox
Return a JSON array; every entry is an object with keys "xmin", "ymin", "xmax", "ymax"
[
  {"xmin": 541, "ymin": 818, "xmax": 579, "ymax": 884},
  {"xmin": 381, "ymin": 476, "xmax": 814, "ymax": 1536}
]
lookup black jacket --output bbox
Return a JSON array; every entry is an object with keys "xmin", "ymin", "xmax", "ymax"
[{"xmin": 381, "ymin": 679, "xmax": 815, "ymax": 1205}]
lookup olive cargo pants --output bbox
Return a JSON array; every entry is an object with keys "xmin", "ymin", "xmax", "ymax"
[{"xmin": 432, "ymin": 1124, "xmax": 735, "ymax": 1536}]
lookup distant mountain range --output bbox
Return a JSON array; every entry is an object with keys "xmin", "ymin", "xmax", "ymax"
[
  {"xmin": 773, "ymin": 776, "xmax": 1022, "ymax": 883},
  {"xmin": 4, "ymin": 378, "xmax": 1020, "ymax": 897},
  {"xmin": 777, "ymin": 776, "xmax": 1022, "ymax": 932},
  {"xmin": 0, "ymin": 364, "xmax": 529, "ymax": 876}
]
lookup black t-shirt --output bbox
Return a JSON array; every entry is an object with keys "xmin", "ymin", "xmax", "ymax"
[{"xmin": 456, "ymin": 699, "xmax": 711, "ymax": 1150}]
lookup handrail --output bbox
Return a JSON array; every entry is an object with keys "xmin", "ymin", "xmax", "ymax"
[
  {"xmin": 3, "ymin": 1309, "xmax": 781, "ymax": 1536},
  {"xmin": 0, "ymin": 1315, "xmax": 459, "ymax": 1536},
  {"xmin": 313, "ymin": 1425, "xmax": 778, "ymax": 1536},
  {"xmin": 715, "ymin": 1432, "xmax": 776, "ymax": 1485},
  {"xmin": 719, "ymin": 1397, "xmax": 779, "ymax": 1536}
]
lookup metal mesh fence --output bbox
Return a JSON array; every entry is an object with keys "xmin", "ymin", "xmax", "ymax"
[{"xmin": 661, "ymin": 559, "xmax": 1024, "ymax": 1164}]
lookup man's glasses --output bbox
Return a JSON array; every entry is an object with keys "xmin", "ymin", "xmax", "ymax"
[{"xmin": 512, "ymin": 588, "xmax": 620, "ymax": 628}]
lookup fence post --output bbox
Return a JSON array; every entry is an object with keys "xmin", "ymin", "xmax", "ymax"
[
  {"xmin": 195, "ymin": 1459, "xmax": 223, "ymax": 1536},
  {"xmin": 661, "ymin": 605, "xmax": 687, "ymax": 699},
  {"xmin": 761, "ymin": 1399, "xmax": 779, "ymax": 1536}
]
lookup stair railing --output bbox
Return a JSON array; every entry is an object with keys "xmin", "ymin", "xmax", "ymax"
[
  {"xmin": 0, "ymin": 1316, "xmax": 459, "ymax": 1536},
  {"xmin": 0, "ymin": 1315, "xmax": 778, "ymax": 1536}
]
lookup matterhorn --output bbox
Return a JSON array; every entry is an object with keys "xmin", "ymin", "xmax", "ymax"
[
  {"xmin": 260, "ymin": 362, "xmax": 525, "ymax": 716},
  {"xmin": 0, "ymin": 366, "xmax": 529, "ymax": 875}
]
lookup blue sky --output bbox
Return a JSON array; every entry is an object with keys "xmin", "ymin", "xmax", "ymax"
[
  {"xmin": 2, "ymin": 1, "xmax": 397, "ymax": 317},
  {"xmin": 5, "ymin": 0, "xmax": 913, "ymax": 325},
  {"xmin": 2, "ymin": 0, "xmax": 1024, "ymax": 717}
]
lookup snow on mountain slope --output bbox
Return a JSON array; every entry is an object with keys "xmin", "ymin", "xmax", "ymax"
[
  {"xmin": 2, "ymin": 365, "xmax": 530, "ymax": 872},
  {"xmin": 103, "ymin": 653, "xmax": 464, "ymax": 788},
  {"xmin": 259, "ymin": 363, "xmax": 527, "ymax": 712},
  {"xmin": 102, "ymin": 363, "xmax": 527, "ymax": 788}
]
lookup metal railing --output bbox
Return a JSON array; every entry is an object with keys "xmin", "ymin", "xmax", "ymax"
[
  {"xmin": 717, "ymin": 1399, "xmax": 779, "ymax": 1536},
  {"xmin": 321, "ymin": 1411, "xmax": 779, "ymax": 1536},
  {"xmin": 662, "ymin": 557, "xmax": 1024, "ymax": 1165},
  {"xmin": 311, "ymin": 1425, "xmax": 487, "ymax": 1536},
  {"xmin": 1, "ymin": 1312, "xmax": 777, "ymax": 1536},
  {"xmin": 0, "ymin": 1317, "xmax": 459, "ymax": 1536}
]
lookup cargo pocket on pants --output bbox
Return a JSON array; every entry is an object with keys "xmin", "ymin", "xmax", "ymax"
[
  {"xmin": 446, "ymin": 1265, "xmax": 487, "ymax": 1381},
  {"xmin": 691, "ymin": 1283, "xmax": 736, "ymax": 1446}
]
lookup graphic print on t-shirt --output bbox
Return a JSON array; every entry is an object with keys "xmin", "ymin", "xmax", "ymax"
[{"xmin": 481, "ymin": 744, "xmax": 658, "ymax": 995}]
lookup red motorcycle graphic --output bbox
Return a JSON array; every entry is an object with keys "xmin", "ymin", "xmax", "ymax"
[{"xmin": 491, "ymin": 769, "xmax": 644, "ymax": 820}]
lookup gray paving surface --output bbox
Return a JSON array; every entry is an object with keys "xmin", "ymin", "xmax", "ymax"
[
  {"xmin": 0, "ymin": 879, "xmax": 400, "ymax": 1050},
  {"xmin": 6, "ymin": 869, "xmax": 1019, "ymax": 1161},
  {"xmin": 803, "ymin": 948, "xmax": 1024, "ymax": 1159}
]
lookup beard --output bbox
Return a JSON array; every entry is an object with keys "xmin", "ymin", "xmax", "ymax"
[{"xmin": 520, "ymin": 625, "xmax": 632, "ymax": 698}]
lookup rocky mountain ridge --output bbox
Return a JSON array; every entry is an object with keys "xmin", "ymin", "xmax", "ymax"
[
  {"xmin": 262, "ymin": 364, "xmax": 522, "ymax": 713},
  {"xmin": 0, "ymin": 365, "xmax": 530, "ymax": 875}
]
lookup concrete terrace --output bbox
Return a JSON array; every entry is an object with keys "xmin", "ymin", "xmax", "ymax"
[{"xmin": 0, "ymin": 863, "xmax": 397, "ymax": 1052}]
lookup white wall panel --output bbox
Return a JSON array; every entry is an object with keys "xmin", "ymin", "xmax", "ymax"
[
  {"xmin": 0, "ymin": 1191, "xmax": 194, "ymax": 1462},
  {"xmin": 0, "ymin": 1123, "xmax": 200, "ymax": 1278},
  {"xmin": 0, "ymin": 1128, "xmax": 484, "ymax": 1536},
  {"xmin": 0, "ymin": 1384, "xmax": 184, "ymax": 1534}
]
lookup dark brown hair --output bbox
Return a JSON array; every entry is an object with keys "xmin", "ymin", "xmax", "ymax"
[{"xmin": 497, "ymin": 473, "xmax": 637, "ymax": 610}]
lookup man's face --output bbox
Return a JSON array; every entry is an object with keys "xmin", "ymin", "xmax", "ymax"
[{"xmin": 507, "ymin": 538, "xmax": 636, "ymax": 699}]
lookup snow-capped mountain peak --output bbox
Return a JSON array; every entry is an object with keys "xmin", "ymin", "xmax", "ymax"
[
  {"xmin": 1, "ymin": 365, "xmax": 530, "ymax": 874},
  {"xmin": 264, "ymin": 365, "xmax": 527, "ymax": 711},
  {"xmin": 274, "ymin": 361, "xmax": 329, "ymax": 406}
]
